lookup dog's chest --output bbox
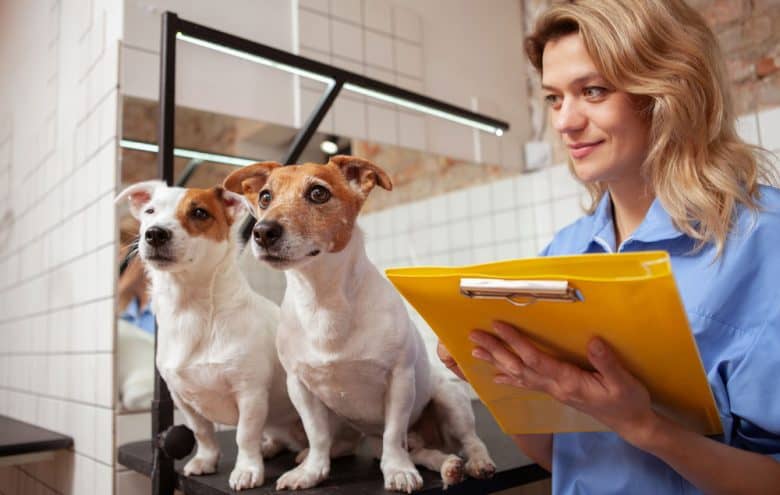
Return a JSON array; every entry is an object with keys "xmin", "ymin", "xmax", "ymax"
[
  {"xmin": 162, "ymin": 365, "xmax": 240, "ymax": 425},
  {"xmin": 296, "ymin": 359, "xmax": 389, "ymax": 430}
]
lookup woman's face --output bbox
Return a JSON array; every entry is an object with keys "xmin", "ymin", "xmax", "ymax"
[{"xmin": 542, "ymin": 33, "xmax": 649, "ymax": 185}]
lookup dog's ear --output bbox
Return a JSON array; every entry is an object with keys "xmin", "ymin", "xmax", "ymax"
[
  {"xmin": 212, "ymin": 186, "xmax": 252, "ymax": 224},
  {"xmin": 329, "ymin": 155, "xmax": 393, "ymax": 197},
  {"xmin": 222, "ymin": 162, "xmax": 281, "ymax": 200},
  {"xmin": 114, "ymin": 180, "xmax": 165, "ymax": 220}
]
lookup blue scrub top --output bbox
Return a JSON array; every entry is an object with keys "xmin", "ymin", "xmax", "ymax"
[
  {"xmin": 119, "ymin": 297, "xmax": 156, "ymax": 335},
  {"xmin": 541, "ymin": 185, "xmax": 780, "ymax": 494}
]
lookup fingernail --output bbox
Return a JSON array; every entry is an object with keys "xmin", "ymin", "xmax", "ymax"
[
  {"xmin": 472, "ymin": 348, "xmax": 489, "ymax": 361},
  {"xmin": 590, "ymin": 338, "xmax": 605, "ymax": 357},
  {"xmin": 494, "ymin": 376, "xmax": 509, "ymax": 384}
]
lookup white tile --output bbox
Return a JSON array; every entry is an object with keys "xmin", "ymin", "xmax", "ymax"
[
  {"xmin": 331, "ymin": 19, "xmax": 362, "ymax": 61},
  {"xmin": 398, "ymin": 111, "xmax": 426, "ymax": 151},
  {"xmin": 394, "ymin": 40, "xmax": 422, "ymax": 78},
  {"xmin": 409, "ymin": 226, "xmax": 432, "ymax": 256},
  {"xmin": 332, "ymin": 55, "xmax": 363, "ymax": 75},
  {"xmin": 446, "ymin": 188, "xmax": 470, "ymax": 221},
  {"xmin": 364, "ymin": 65, "xmax": 395, "ymax": 86},
  {"xmin": 429, "ymin": 194, "xmax": 447, "ymax": 224},
  {"xmin": 473, "ymin": 245, "xmax": 496, "ymax": 263},
  {"xmin": 367, "ymin": 103, "xmax": 397, "ymax": 145},
  {"xmin": 298, "ymin": 9, "xmax": 330, "ymax": 51},
  {"xmin": 72, "ymin": 452, "xmax": 96, "ymax": 495},
  {"xmin": 300, "ymin": 0, "xmax": 329, "ymax": 13},
  {"xmin": 529, "ymin": 168, "xmax": 552, "ymax": 203},
  {"xmin": 333, "ymin": 97, "xmax": 367, "ymax": 140},
  {"xmin": 94, "ymin": 407, "xmax": 113, "ymax": 464},
  {"xmin": 472, "ymin": 213, "xmax": 494, "ymax": 246},
  {"xmin": 95, "ymin": 353, "xmax": 113, "ymax": 408},
  {"xmin": 519, "ymin": 239, "xmax": 538, "ymax": 258},
  {"xmin": 430, "ymin": 224, "xmax": 448, "ymax": 252},
  {"xmin": 450, "ymin": 248, "xmax": 472, "ymax": 265},
  {"xmin": 365, "ymin": 31, "xmax": 394, "ymax": 70},
  {"xmin": 330, "ymin": 0, "xmax": 362, "ymax": 24},
  {"xmin": 396, "ymin": 75, "xmax": 423, "ymax": 93},
  {"xmin": 516, "ymin": 206, "xmax": 535, "ymax": 239},
  {"xmin": 95, "ymin": 461, "xmax": 113, "ymax": 495},
  {"xmin": 300, "ymin": 88, "xmax": 333, "ymax": 133},
  {"xmin": 534, "ymin": 203, "xmax": 554, "ymax": 236},
  {"xmin": 552, "ymin": 196, "xmax": 582, "ymax": 231},
  {"xmin": 392, "ymin": 7, "xmax": 422, "ymax": 43},
  {"xmin": 736, "ymin": 113, "xmax": 760, "ymax": 146},
  {"xmin": 448, "ymin": 219, "xmax": 470, "ymax": 249},
  {"xmin": 493, "ymin": 209, "xmax": 518, "ymax": 242},
  {"xmin": 758, "ymin": 106, "xmax": 780, "ymax": 150},
  {"xmin": 495, "ymin": 241, "xmax": 520, "ymax": 261},
  {"xmin": 550, "ymin": 163, "xmax": 578, "ymax": 200},
  {"xmin": 391, "ymin": 206, "xmax": 411, "ymax": 234},
  {"xmin": 363, "ymin": 0, "xmax": 392, "ymax": 33},
  {"xmin": 491, "ymin": 178, "xmax": 516, "ymax": 211}
]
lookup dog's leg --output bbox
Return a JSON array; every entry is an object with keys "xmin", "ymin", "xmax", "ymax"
[
  {"xmin": 294, "ymin": 424, "xmax": 363, "ymax": 464},
  {"xmin": 276, "ymin": 376, "xmax": 334, "ymax": 491},
  {"xmin": 229, "ymin": 392, "xmax": 269, "ymax": 491},
  {"xmin": 260, "ymin": 434, "xmax": 286, "ymax": 459},
  {"xmin": 407, "ymin": 432, "xmax": 465, "ymax": 489},
  {"xmin": 431, "ymin": 379, "xmax": 496, "ymax": 479},
  {"xmin": 174, "ymin": 393, "xmax": 220, "ymax": 476},
  {"xmin": 381, "ymin": 365, "xmax": 423, "ymax": 493}
]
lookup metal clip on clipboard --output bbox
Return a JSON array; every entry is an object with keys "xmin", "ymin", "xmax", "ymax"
[{"xmin": 460, "ymin": 278, "xmax": 583, "ymax": 307}]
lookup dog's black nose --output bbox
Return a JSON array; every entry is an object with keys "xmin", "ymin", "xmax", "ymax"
[
  {"xmin": 254, "ymin": 221, "xmax": 283, "ymax": 248},
  {"xmin": 145, "ymin": 226, "xmax": 172, "ymax": 247}
]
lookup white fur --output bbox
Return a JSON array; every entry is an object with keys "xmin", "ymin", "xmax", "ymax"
[
  {"xmin": 267, "ymin": 227, "xmax": 496, "ymax": 493},
  {"xmin": 115, "ymin": 183, "xmax": 303, "ymax": 491}
]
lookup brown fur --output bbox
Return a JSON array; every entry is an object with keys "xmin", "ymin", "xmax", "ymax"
[
  {"xmin": 175, "ymin": 187, "xmax": 232, "ymax": 242},
  {"xmin": 223, "ymin": 156, "xmax": 393, "ymax": 253}
]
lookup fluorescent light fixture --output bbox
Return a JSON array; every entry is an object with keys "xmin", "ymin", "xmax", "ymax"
[
  {"xmin": 320, "ymin": 139, "xmax": 338, "ymax": 155},
  {"xmin": 176, "ymin": 32, "xmax": 506, "ymax": 137},
  {"xmin": 177, "ymin": 33, "xmax": 333, "ymax": 85},
  {"xmin": 343, "ymin": 83, "xmax": 505, "ymax": 136},
  {"xmin": 120, "ymin": 139, "xmax": 259, "ymax": 167}
]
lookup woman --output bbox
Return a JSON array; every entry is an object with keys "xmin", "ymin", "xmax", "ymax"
[{"xmin": 438, "ymin": 1, "xmax": 780, "ymax": 493}]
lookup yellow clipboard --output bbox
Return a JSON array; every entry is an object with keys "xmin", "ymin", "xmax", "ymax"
[{"xmin": 386, "ymin": 251, "xmax": 722, "ymax": 435}]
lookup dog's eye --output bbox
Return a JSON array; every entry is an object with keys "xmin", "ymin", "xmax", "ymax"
[
  {"xmin": 259, "ymin": 191, "xmax": 272, "ymax": 209},
  {"xmin": 307, "ymin": 185, "xmax": 331, "ymax": 204},
  {"xmin": 144, "ymin": 208, "xmax": 154, "ymax": 215},
  {"xmin": 191, "ymin": 208, "xmax": 210, "ymax": 220}
]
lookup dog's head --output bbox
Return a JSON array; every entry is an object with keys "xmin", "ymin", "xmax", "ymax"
[
  {"xmin": 223, "ymin": 155, "xmax": 392, "ymax": 270},
  {"xmin": 115, "ymin": 181, "xmax": 248, "ymax": 273}
]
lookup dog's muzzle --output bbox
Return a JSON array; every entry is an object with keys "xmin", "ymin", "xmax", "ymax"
[
  {"xmin": 145, "ymin": 226, "xmax": 172, "ymax": 247},
  {"xmin": 253, "ymin": 220, "xmax": 283, "ymax": 249}
]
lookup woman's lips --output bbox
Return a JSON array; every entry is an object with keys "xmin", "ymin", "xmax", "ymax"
[{"xmin": 569, "ymin": 140, "xmax": 604, "ymax": 159}]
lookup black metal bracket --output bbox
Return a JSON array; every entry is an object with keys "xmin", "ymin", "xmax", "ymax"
[{"xmin": 148, "ymin": 11, "xmax": 509, "ymax": 495}]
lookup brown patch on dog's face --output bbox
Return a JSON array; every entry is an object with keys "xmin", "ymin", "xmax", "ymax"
[{"xmin": 175, "ymin": 187, "xmax": 232, "ymax": 242}]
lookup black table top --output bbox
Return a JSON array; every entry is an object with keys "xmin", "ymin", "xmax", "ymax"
[
  {"xmin": 0, "ymin": 415, "xmax": 73, "ymax": 457},
  {"xmin": 117, "ymin": 401, "xmax": 549, "ymax": 494}
]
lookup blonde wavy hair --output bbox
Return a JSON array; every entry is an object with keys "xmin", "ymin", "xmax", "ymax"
[{"xmin": 525, "ymin": 0, "xmax": 776, "ymax": 255}]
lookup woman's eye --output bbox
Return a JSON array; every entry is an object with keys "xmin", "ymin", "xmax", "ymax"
[
  {"xmin": 307, "ymin": 185, "xmax": 331, "ymax": 204},
  {"xmin": 144, "ymin": 208, "xmax": 155, "ymax": 215},
  {"xmin": 543, "ymin": 94, "xmax": 560, "ymax": 107},
  {"xmin": 583, "ymin": 86, "xmax": 607, "ymax": 99},
  {"xmin": 259, "ymin": 191, "xmax": 272, "ymax": 209},
  {"xmin": 191, "ymin": 208, "xmax": 209, "ymax": 220}
]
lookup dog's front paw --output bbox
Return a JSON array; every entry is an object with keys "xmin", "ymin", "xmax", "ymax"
[
  {"xmin": 183, "ymin": 455, "xmax": 218, "ymax": 476},
  {"xmin": 383, "ymin": 465, "xmax": 423, "ymax": 493},
  {"xmin": 465, "ymin": 454, "xmax": 496, "ymax": 479},
  {"xmin": 275, "ymin": 463, "xmax": 329, "ymax": 490},
  {"xmin": 441, "ymin": 455, "xmax": 465, "ymax": 489},
  {"xmin": 229, "ymin": 461, "xmax": 264, "ymax": 491}
]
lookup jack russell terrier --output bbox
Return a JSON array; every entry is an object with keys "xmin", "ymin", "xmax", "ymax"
[
  {"xmin": 224, "ymin": 156, "xmax": 496, "ymax": 493},
  {"xmin": 115, "ymin": 181, "xmax": 305, "ymax": 490}
]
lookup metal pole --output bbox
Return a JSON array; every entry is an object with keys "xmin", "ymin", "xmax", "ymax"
[
  {"xmin": 240, "ymin": 80, "xmax": 344, "ymax": 243},
  {"xmin": 152, "ymin": 11, "xmax": 178, "ymax": 495}
]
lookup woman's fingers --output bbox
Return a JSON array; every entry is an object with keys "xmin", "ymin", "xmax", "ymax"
[
  {"xmin": 469, "ymin": 330, "xmax": 527, "ymax": 377},
  {"xmin": 436, "ymin": 341, "xmax": 466, "ymax": 380}
]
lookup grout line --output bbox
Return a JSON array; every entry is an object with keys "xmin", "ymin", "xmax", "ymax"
[
  {"xmin": 0, "ymin": 385, "xmax": 114, "ymax": 411},
  {"xmin": 0, "ymin": 295, "xmax": 113, "ymax": 326}
]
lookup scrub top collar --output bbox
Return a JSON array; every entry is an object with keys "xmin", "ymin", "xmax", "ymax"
[{"xmin": 585, "ymin": 191, "xmax": 687, "ymax": 253}]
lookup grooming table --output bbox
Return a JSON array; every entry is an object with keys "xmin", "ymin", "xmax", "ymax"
[{"xmin": 117, "ymin": 401, "xmax": 549, "ymax": 494}]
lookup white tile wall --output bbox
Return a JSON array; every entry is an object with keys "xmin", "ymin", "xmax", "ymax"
[
  {"xmin": 296, "ymin": 0, "xmax": 426, "ymax": 151},
  {"xmin": 0, "ymin": 0, "xmax": 119, "ymax": 493}
]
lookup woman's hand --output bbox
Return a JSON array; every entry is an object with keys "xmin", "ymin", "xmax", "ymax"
[
  {"xmin": 469, "ymin": 321, "xmax": 660, "ymax": 448},
  {"xmin": 436, "ymin": 341, "xmax": 466, "ymax": 380}
]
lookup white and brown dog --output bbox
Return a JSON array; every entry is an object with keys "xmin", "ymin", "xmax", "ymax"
[
  {"xmin": 224, "ymin": 156, "xmax": 496, "ymax": 493},
  {"xmin": 115, "ymin": 182, "xmax": 305, "ymax": 490}
]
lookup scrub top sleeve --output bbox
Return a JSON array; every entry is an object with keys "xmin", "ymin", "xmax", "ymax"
[{"xmin": 725, "ymin": 312, "xmax": 780, "ymax": 462}]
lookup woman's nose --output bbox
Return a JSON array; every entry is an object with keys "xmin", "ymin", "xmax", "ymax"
[{"xmin": 553, "ymin": 98, "xmax": 587, "ymax": 134}]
